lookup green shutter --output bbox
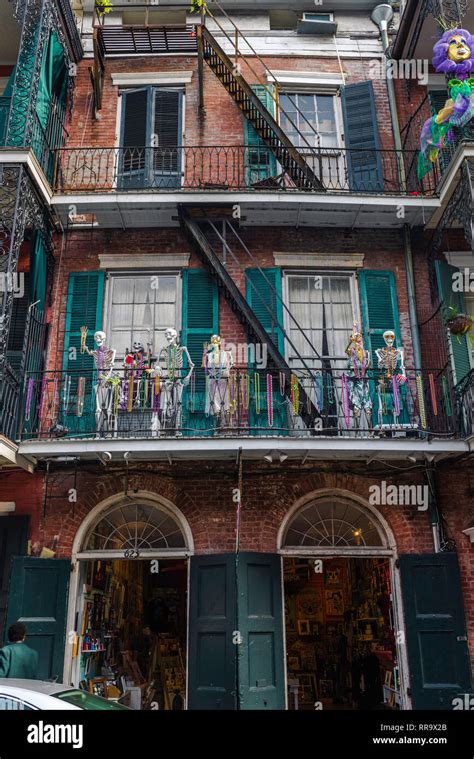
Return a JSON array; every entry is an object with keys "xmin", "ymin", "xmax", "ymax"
[
  {"xmin": 341, "ymin": 81, "xmax": 383, "ymax": 191},
  {"xmin": 0, "ymin": 516, "xmax": 29, "ymax": 645},
  {"xmin": 6, "ymin": 557, "xmax": 70, "ymax": 680},
  {"xmin": 435, "ymin": 260, "xmax": 472, "ymax": 384},
  {"xmin": 245, "ymin": 268, "xmax": 284, "ymax": 354},
  {"xmin": 188, "ymin": 554, "xmax": 237, "ymax": 710},
  {"xmin": 359, "ymin": 269, "xmax": 402, "ymax": 360},
  {"xmin": 245, "ymin": 85, "xmax": 277, "ymax": 186},
  {"xmin": 238, "ymin": 553, "xmax": 285, "ymax": 710},
  {"xmin": 30, "ymin": 232, "xmax": 47, "ymax": 314},
  {"xmin": 181, "ymin": 268, "xmax": 218, "ymax": 435},
  {"xmin": 61, "ymin": 271, "xmax": 104, "ymax": 434},
  {"xmin": 399, "ymin": 553, "xmax": 472, "ymax": 709}
]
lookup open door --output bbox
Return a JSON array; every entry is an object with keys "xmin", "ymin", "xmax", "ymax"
[
  {"xmin": 399, "ymin": 553, "xmax": 472, "ymax": 709},
  {"xmin": 6, "ymin": 558, "xmax": 70, "ymax": 681},
  {"xmin": 237, "ymin": 553, "xmax": 285, "ymax": 710},
  {"xmin": 0, "ymin": 516, "xmax": 29, "ymax": 644}
]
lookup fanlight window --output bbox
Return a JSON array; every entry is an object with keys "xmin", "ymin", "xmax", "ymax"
[
  {"xmin": 283, "ymin": 499, "xmax": 385, "ymax": 548},
  {"xmin": 84, "ymin": 502, "xmax": 186, "ymax": 552}
]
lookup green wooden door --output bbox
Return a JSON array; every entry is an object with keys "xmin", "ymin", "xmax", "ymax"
[
  {"xmin": 6, "ymin": 557, "xmax": 70, "ymax": 681},
  {"xmin": 181, "ymin": 268, "xmax": 218, "ymax": 436},
  {"xmin": 0, "ymin": 517, "xmax": 29, "ymax": 645},
  {"xmin": 245, "ymin": 85, "xmax": 277, "ymax": 186},
  {"xmin": 237, "ymin": 553, "xmax": 285, "ymax": 710},
  {"xmin": 399, "ymin": 553, "xmax": 472, "ymax": 709},
  {"xmin": 188, "ymin": 554, "xmax": 237, "ymax": 710},
  {"xmin": 435, "ymin": 259, "xmax": 472, "ymax": 384}
]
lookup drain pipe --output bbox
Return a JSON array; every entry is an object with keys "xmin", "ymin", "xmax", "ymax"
[{"xmin": 371, "ymin": 4, "xmax": 422, "ymax": 371}]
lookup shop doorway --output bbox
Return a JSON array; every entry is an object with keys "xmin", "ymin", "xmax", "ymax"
[
  {"xmin": 280, "ymin": 494, "xmax": 407, "ymax": 711},
  {"xmin": 65, "ymin": 494, "xmax": 193, "ymax": 709},
  {"xmin": 283, "ymin": 556, "xmax": 399, "ymax": 710}
]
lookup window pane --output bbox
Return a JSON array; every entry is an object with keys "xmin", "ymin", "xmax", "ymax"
[
  {"xmin": 134, "ymin": 301, "xmax": 154, "ymax": 329},
  {"xmin": 111, "ymin": 304, "xmax": 133, "ymax": 329},
  {"xmin": 133, "ymin": 277, "xmax": 153, "ymax": 303},
  {"xmin": 113, "ymin": 278, "xmax": 131, "ymax": 304}
]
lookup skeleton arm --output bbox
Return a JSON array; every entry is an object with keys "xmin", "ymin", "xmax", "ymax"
[{"xmin": 181, "ymin": 346, "xmax": 195, "ymax": 386}]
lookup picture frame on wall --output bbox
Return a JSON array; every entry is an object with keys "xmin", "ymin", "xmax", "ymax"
[
  {"xmin": 297, "ymin": 619, "xmax": 311, "ymax": 636},
  {"xmin": 325, "ymin": 589, "xmax": 344, "ymax": 617},
  {"xmin": 287, "ymin": 655, "xmax": 300, "ymax": 671}
]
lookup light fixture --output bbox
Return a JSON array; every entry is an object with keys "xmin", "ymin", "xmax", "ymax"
[
  {"xmin": 407, "ymin": 454, "xmax": 417, "ymax": 463},
  {"xmin": 462, "ymin": 526, "xmax": 474, "ymax": 545},
  {"xmin": 424, "ymin": 453, "xmax": 436, "ymax": 463},
  {"xmin": 371, "ymin": 4, "xmax": 394, "ymax": 32},
  {"xmin": 264, "ymin": 450, "xmax": 288, "ymax": 464}
]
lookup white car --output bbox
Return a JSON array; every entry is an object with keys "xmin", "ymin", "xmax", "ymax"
[{"xmin": 0, "ymin": 679, "xmax": 130, "ymax": 710}]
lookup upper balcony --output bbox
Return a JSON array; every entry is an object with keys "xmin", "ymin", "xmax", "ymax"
[{"xmin": 16, "ymin": 366, "xmax": 474, "ymax": 464}]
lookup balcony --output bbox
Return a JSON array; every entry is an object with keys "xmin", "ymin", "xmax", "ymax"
[
  {"xmin": 50, "ymin": 145, "xmax": 440, "ymax": 229},
  {"xmin": 15, "ymin": 367, "xmax": 473, "ymax": 463}
]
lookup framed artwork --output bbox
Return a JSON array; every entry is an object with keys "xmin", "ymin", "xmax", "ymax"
[
  {"xmin": 296, "ymin": 588, "xmax": 323, "ymax": 621},
  {"xmin": 325, "ymin": 589, "xmax": 344, "ymax": 617},
  {"xmin": 311, "ymin": 622, "xmax": 321, "ymax": 637},
  {"xmin": 319, "ymin": 679, "xmax": 333, "ymax": 698},
  {"xmin": 325, "ymin": 565, "xmax": 342, "ymax": 586},
  {"xmin": 297, "ymin": 619, "xmax": 311, "ymax": 636},
  {"xmin": 287, "ymin": 655, "xmax": 300, "ymax": 671}
]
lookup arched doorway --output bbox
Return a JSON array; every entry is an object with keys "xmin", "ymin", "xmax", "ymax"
[
  {"xmin": 65, "ymin": 493, "xmax": 193, "ymax": 710},
  {"xmin": 278, "ymin": 492, "xmax": 409, "ymax": 711}
]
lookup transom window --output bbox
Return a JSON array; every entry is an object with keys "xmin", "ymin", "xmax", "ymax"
[
  {"xmin": 280, "ymin": 93, "xmax": 338, "ymax": 149},
  {"xmin": 282, "ymin": 499, "xmax": 386, "ymax": 549},
  {"xmin": 284, "ymin": 272, "xmax": 357, "ymax": 370},
  {"xmin": 107, "ymin": 273, "xmax": 180, "ymax": 361},
  {"xmin": 84, "ymin": 502, "xmax": 187, "ymax": 552}
]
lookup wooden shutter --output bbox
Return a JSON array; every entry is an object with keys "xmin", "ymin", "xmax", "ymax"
[
  {"xmin": 6, "ymin": 557, "xmax": 70, "ymax": 681},
  {"xmin": 435, "ymin": 259, "xmax": 472, "ymax": 383},
  {"xmin": 359, "ymin": 269, "xmax": 402, "ymax": 360},
  {"xmin": 237, "ymin": 553, "xmax": 286, "ymax": 710},
  {"xmin": 245, "ymin": 85, "xmax": 277, "ymax": 186},
  {"xmin": 152, "ymin": 88, "xmax": 182, "ymax": 186},
  {"xmin": 6, "ymin": 272, "xmax": 30, "ymax": 375},
  {"xmin": 399, "ymin": 553, "xmax": 472, "ymax": 709},
  {"xmin": 245, "ymin": 268, "xmax": 284, "ymax": 354},
  {"xmin": 341, "ymin": 81, "xmax": 383, "ymax": 191},
  {"xmin": 0, "ymin": 516, "xmax": 29, "ymax": 645},
  {"xmin": 181, "ymin": 268, "xmax": 218, "ymax": 434},
  {"xmin": 119, "ymin": 88, "xmax": 148, "ymax": 188},
  {"xmin": 188, "ymin": 554, "xmax": 237, "ymax": 710}
]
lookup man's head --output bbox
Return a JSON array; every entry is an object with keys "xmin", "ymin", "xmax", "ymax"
[{"xmin": 8, "ymin": 621, "xmax": 26, "ymax": 643}]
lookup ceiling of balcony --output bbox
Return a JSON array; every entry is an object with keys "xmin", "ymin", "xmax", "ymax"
[
  {"xmin": 0, "ymin": 0, "xmax": 21, "ymax": 64},
  {"xmin": 395, "ymin": 2, "xmax": 474, "ymax": 62},
  {"xmin": 77, "ymin": 0, "xmax": 384, "ymax": 10}
]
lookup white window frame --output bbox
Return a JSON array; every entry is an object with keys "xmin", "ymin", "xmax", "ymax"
[
  {"xmin": 302, "ymin": 12, "xmax": 334, "ymax": 22},
  {"xmin": 105, "ymin": 270, "xmax": 182, "ymax": 362},
  {"xmin": 278, "ymin": 89, "xmax": 344, "ymax": 151},
  {"xmin": 282, "ymin": 269, "xmax": 360, "ymax": 365}
]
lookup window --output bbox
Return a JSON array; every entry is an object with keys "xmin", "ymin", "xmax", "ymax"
[
  {"xmin": 106, "ymin": 273, "xmax": 180, "ymax": 362},
  {"xmin": 0, "ymin": 695, "xmax": 35, "ymax": 710},
  {"xmin": 118, "ymin": 87, "xmax": 183, "ymax": 189},
  {"xmin": 279, "ymin": 93, "xmax": 339, "ymax": 149},
  {"xmin": 302, "ymin": 13, "xmax": 334, "ymax": 22},
  {"xmin": 284, "ymin": 272, "xmax": 357, "ymax": 370}
]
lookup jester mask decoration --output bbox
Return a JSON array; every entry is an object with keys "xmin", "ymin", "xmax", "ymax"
[{"xmin": 418, "ymin": 28, "xmax": 474, "ymax": 180}]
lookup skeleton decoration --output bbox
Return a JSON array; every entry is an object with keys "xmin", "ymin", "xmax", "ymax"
[
  {"xmin": 81, "ymin": 329, "xmax": 118, "ymax": 435},
  {"xmin": 152, "ymin": 327, "xmax": 195, "ymax": 434},
  {"xmin": 375, "ymin": 330, "xmax": 406, "ymax": 428},
  {"xmin": 204, "ymin": 334, "xmax": 234, "ymax": 428},
  {"xmin": 345, "ymin": 324, "xmax": 373, "ymax": 432}
]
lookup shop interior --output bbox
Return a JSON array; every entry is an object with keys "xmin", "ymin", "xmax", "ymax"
[
  {"xmin": 72, "ymin": 559, "xmax": 187, "ymax": 710},
  {"xmin": 284, "ymin": 557, "xmax": 400, "ymax": 710}
]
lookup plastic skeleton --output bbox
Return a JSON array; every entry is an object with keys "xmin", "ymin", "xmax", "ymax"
[
  {"xmin": 81, "ymin": 329, "xmax": 118, "ymax": 435},
  {"xmin": 345, "ymin": 324, "xmax": 373, "ymax": 431},
  {"xmin": 152, "ymin": 327, "xmax": 194, "ymax": 434},
  {"xmin": 204, "ymin": 334, "xmax": 234, "ymax": 428},
  {"xmin": 375, "ymin": 330, "xmax": 406, "ymax": 428}
]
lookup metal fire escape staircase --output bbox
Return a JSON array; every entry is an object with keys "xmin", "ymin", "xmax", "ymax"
[
  {"xmin": 179, "ymin": 208, "xmax": 324, "ymax": 431},
  {"xmin": 197, "ymin": 22, "xmax": 325, "ymax": 192}
]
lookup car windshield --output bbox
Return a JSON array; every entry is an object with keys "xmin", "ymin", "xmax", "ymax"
[{"xmin": 54, "ymin": 690, "xmax": 129, "ymax": 710}]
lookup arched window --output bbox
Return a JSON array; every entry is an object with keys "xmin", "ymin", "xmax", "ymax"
[
  {"xmin": 82, "ymin": 501, "xmax": 187, "ymax": 553},
  {"xmin": 282, "ymin": 498, "xmax": 387, "ymax": 550}
]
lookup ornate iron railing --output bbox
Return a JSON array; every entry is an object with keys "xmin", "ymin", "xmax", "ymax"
[
  {"xmin": 52, "ymin": 145, "xmax": 439, "ymax": 196},
  {"xmin": 455, "ymin": 368, "xmax": 474, "ymax": 439},
  {"xmin": 0, "ymin": 359, "xmax": 21, "ymax": 442},
  {"xmin": 18, "ymin": 366, "xmax": 467, "ymax": 441}
]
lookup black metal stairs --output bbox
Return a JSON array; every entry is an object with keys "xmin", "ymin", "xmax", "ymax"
[
  {"xmin": 198, "ymin": 26, "xmax": 325, "ymax": 192},
  {"xmin": 179, "ymin": 207, "xmax": 322, "ymax": 431}
]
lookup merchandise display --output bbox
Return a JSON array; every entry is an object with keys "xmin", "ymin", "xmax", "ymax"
[
  {"xmin": 73, "ymin": 558, "xmax": 187, "ymax": 709},
  {"xmin": 284, "ymin": 557, "xmax": 399, "ymax": 710}
]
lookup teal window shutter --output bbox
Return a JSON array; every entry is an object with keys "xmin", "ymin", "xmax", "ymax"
[
  {"xmin": 341, "ymin": 81, "xmax": 383, "ymax": 191},
  {"xmin": 181, "ymin": 268, "xmax": 218, "ymax": 434},
  {"xmin": 62, "ymin": 271, "xmax": 105, "ymax": 372},
  {"xmin": 244, "ymin": 85, "xmax": 277, "ymax": 186},
  {"xmin": 245, "ymin": 268, "xmax": 284, "ymax": 355},
  {"xmin": 435, "ymin": 260, "xmax": 472, "ymax": 383},
  {"xmin": 0, "ymin": 65, "xmax": 15, "ymax": 144},
  {"xmin": 30, "ymin": 232, "xmax": 48, "ymax": 314},
  {"xmin": 359, "ymin": 270, "xmax": 402, "ymax": 362}
]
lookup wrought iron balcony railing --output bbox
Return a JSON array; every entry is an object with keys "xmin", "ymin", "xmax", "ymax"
[
  {"xmin": 18, "ymin": 366, "xmax": 470, "ymax": 442},
  {"xmin": 52, "ymin": 145, "xmax": 439, "ymax": 196}
]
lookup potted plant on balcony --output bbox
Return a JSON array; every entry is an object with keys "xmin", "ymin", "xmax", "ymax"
[
  {"xmin": 95, "ymin": 0, "xmax": 113, "ymax": 16},
  {"xmin": 446, "ymin": 306, "xmax": 473, "ymax": 340},
  {"xmin": 190, "ymin": 0, "xmax": 208, "ymax": 13}
]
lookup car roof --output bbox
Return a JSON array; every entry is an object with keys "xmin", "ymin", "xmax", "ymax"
[{"xmin": 0, "ymin": 679, "xmax": 76, "ymax": 696}]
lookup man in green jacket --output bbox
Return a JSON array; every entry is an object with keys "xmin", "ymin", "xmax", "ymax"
[{"xmin": 0, "ymin": 622, "xmax": 39, "ymax": 679}]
